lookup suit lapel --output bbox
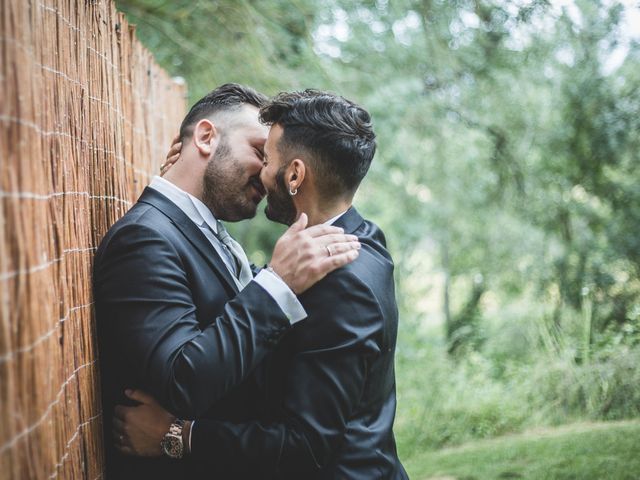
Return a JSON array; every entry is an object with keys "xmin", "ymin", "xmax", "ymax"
[
  {"xmin": 137, "ymin": 187, "xmax": 240, "ymax": 294},
  {"xmin": 332, "ymin": 206, "xmax": 364, "ymax": 234}
]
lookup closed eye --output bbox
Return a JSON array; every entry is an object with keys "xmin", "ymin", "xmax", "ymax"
[{"xmin": 261, "ymin": 150, "xmax": 269, "ymax": 166}]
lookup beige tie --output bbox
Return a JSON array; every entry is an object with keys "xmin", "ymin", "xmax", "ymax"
[{"xmin": 213, "ymin": 220, "xmax": 253, "ymax": 288}]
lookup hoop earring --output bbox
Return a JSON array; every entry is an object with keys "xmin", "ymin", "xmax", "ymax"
[{"xmin": 289, "ymin": 187, "xmax": 298, "ymax": 196}]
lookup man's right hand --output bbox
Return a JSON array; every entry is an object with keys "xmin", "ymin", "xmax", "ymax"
[{"xmin": 269, "ymin": 213, "xmax": 360, "ymax": 294}]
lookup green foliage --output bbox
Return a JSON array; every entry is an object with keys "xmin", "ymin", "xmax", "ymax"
[
  {"xmin": 404, "ymin": 420, "xmax": 640, "ymax": 480},
  {"xmin": 395, "ymin": 341, "xmax": 530, "ymax": 456},
  {"xmin": 116, "ymin": 0, "xmax": 333, "ymax": 101},
  {"xmin": 396, "ymin": 309, "xmax": 640, "ymax": 456},
  {"xmin": 527, "ymin": 346, "xmax": 640, "ymax": 422}
]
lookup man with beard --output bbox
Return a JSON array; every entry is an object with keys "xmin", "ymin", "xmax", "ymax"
[
  {"xmin": 113, "ymin": 90, "xmax": 409, "ymax": 479},
  {"xmin": 94, "ymin": 84, "xmax": 361, "ymax": 479}
]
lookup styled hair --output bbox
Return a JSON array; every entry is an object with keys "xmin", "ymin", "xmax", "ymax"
[
  {"xmin": 259, "ymin": 89, "xmax": 376, "ymax": 198},
  {"xmin": 179, "ymin": 83, "xmax": 267, "ymax": 141}
]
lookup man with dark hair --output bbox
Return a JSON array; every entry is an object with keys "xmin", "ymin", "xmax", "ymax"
[
  {"xmin": 114, "ymin": 90, "xmax": 408, "ymax": 479},
  {"xmin": 177, "ymin": 83, "xmax": 269, "ymax": 143},
  {"xmin": 94, "ymin": 84, "xmax": 361, "ymax": 479},
  {"xmin": 259, "ymin": 89, "xmax": 377, "ymax": 225}
]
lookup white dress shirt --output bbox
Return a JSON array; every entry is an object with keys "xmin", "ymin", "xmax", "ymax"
[{"xmin": 324, "ymin": 210, "xmax": 348, "ymax": 225}]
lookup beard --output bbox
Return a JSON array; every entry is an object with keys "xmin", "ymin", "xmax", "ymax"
[
  {"xmin": 202, "ymin": 136, "xmax": 259, "ymax": 222},
  {"xmin": 264, "ymin": 165, "xmax": 297, "ymax": 226}
]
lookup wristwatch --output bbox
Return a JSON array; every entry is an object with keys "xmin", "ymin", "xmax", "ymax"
[{"xmin": 160, "ymin": 419, "xmax": 185, "ymax": 459}]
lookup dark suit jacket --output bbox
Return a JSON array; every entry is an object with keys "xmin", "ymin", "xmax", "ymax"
[
  {"xmin": 189, "ymin": 208, "xmax": 409, "ymax": 480},
  {"xmin": 93, "ymin": 187, "xmax": 291, "ymax": 479}
]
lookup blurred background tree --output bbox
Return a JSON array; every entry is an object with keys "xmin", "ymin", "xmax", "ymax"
[{"xmin": 117, "ymin": 0, "xmax": 640, "ymax": 473}]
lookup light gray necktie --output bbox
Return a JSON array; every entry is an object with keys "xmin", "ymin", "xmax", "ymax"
[{"xmin": 213, "ymin": 220, "xmax": 253, "ymax": 288}]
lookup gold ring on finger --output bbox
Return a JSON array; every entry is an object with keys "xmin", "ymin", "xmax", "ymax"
[{"xmin": 326, "ymin": 245, "xmax": 333, "ymax": 257}]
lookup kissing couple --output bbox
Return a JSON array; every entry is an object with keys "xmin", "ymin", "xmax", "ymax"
[{"xmin": 94, "ymin": 84, "xmax": 408, "ymax": 479}]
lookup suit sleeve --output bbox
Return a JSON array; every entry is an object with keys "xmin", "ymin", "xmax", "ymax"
[
  {"xmin": 93, "ymin": 223, "xmax": 290, "ymax": 418},
  {"xmin": 189, "ymin": 270, "xmax": 384, "ymax": 477}
]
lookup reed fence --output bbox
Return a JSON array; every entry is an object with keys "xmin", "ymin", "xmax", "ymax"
[{"xmin": 0, "ymin": 0, "xmax": 186, "ymax": 477}]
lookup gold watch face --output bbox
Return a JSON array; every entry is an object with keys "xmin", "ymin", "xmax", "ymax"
[{"xmin": 161, "ymin": 433, "xmax": 183, "ymax": 459}]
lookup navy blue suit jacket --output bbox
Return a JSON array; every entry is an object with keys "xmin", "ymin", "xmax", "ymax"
[
  {"xmin": 189, "ymin": 208, "xmax": 409, "ymax": 479},
  {"xmin": 94, "ymin": 187, "xmax": 290, "ymax": 478}
]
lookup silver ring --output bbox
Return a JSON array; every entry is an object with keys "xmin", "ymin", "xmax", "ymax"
[{"xmin": 326, "ymin": 245, "xmax": 333, "ymax": 257}]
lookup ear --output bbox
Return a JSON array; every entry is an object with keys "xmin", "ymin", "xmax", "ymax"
[
  {"xmin": 287, "ymin": 159, "xmax": 306, "ymax": 193},
  {"xmin": 192, "ymin": 119, "xmax": 218, "ymax": 157}
]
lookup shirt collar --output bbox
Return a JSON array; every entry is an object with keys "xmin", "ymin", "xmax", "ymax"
[
  {"xmin": 148, "ymin": 176, "xmax": 219, "ymax": 234},
  {"xmin": 324, "ymin": 209, "xmax": 349, "ymax": 225}
]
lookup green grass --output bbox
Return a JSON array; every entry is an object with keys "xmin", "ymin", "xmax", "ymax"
[{"xmin": 403, "ymin": 420, "xmax": 640, "ymax": 480}]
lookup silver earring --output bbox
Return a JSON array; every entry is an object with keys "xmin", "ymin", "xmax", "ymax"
[{"xmin": 289, "ymin": 187, "xmax": 298, "ymax": 196}]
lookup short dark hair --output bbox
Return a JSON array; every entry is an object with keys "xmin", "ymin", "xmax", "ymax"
[
  {"xmin": 179, "ymin": 83, "xmax": 267, "ymax": 141},
  {"xmin": 259, "ymin": 90, "xmax": 376, "ymax": 198}
]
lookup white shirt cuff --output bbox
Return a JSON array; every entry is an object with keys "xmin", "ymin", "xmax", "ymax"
[{"xmin": 252, "ymin": 269, "xmax": 307, "ymax": 324}]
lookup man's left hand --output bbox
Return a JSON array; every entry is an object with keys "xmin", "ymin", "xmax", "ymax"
[
  {"xmin": 270, "ymin": 213, "xmax": 360, "ymax": 294},
  {"xmin": 160, "ymin": 134, "xmax": 182, "ymax": 176},
  {"xmin": 113, "ymin": 389, "xmax": 175, "ymax": 457}
]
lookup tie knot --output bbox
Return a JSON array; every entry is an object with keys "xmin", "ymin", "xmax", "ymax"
[{"xmin": 214, "ymin": 220, "xmax": 231, "ymax": 241}]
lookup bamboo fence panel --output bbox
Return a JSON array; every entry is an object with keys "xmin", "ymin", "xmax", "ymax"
[{"xmin": 0, "ymin": 0, "xmax": 186, "ymax": 477}]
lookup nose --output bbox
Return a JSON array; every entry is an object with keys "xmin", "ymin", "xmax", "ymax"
[
  {"xmin": 246, "ymin": 153, "xmax": 262, "ymax": 176},
  {"xmin": 259, "ymin": 165, "xmax": 267, "ymax": 185}
]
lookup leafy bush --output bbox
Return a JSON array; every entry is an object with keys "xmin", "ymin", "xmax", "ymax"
[{"xmin": 395, "ymin": 308, "xmax": 640, "ymax": 459}]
